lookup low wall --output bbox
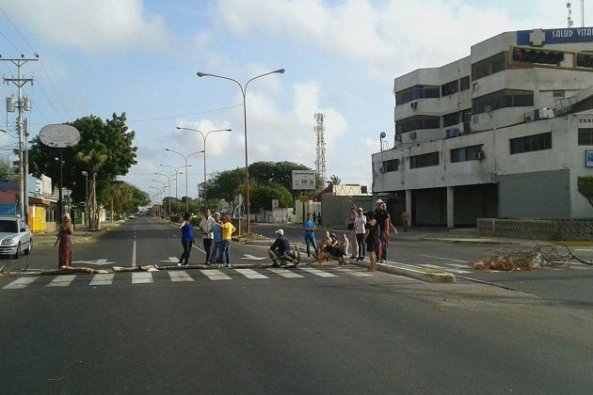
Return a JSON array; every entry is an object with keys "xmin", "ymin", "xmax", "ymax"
[{"xmin": 478, "ymin": 218, "xmax": 593, "ymax": 241}]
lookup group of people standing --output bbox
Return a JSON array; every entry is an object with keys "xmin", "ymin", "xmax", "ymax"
[
  {"xmin": 297, "ymin": 199, "xmax": 397, "ymax": 271},
  {"xmin": 178, "ymin": 209, "xmax": 236, "ymax": 267}
]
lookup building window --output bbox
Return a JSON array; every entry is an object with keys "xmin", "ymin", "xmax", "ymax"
[
  {"xmin": 395, "ymin": 85, "xmax": 440, "ymax": 105},
  {"xmin": 471, "ymin": 52, "xmax": 508, "ymax": 81},
  {"xmin": 460, "ymin": 76, "xmax": 470, "ymax": 91},
  {"xmin": 510, "ymin": 132, "xmax": 552, "ymax": 154},
  {"xmin": 396, "ymin": 115, "xmax": 441, "ymax": 134},
  {"xmin": 441, "ymin": 80, "xmax": 459, "ymax": 97},
  {"xmin": 410, "ymin": 152, "xmax": 439, "ymax": 169},
  {"xmin": 451, "ymin": 145, "xmax": 484, "ymax": 162},
  {"xmin": 382, "ymin": 159, "xmax": 400, "ymax": 172},
  {"xmin": 472, "ymin": 89, "xmax": 534, "ymax": 115},
  {"xmin": 443, "ymin": 111, "xmax": 460, "ymax": 127},
  {"xmin": 578, "ymin": 128, "xmax": 593, "ymax": 145}
]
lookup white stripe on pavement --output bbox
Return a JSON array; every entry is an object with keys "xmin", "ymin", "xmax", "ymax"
[
  {"xmin": 47, "ymin": 275, "xmax": 77, "ymax": 287},
  {"xmin": 266, "ymin": 268, "xmax": 304, "ymax": 278},
  {"xmin": 168, "ymin": 271, "xmax": 194, "ymax": 282},
  {"xmin": 3, "ymin": 276, "xmax": 38, "ymax": 289},
  {"xmin": 234, "ymin": 268, "xmax": 268, "ymax": 279},
  {"xmin": 201, "ymin": 269, "xmax": 232, "ymax": 280},
  {"xmin": 332, "ymin": 267, "xmax": 373, "ymax": 277},
  {"xmin": 300, "ymin": 267, "xmax": 338, "ymax": 278},
  {"xmin": 132, "ymin": 272, "xmax": 153, "ymax": 284},
  {"xmin": 89, "ymin": 273, "xmax": 115, "ymax": 286},
  {"xmin": 418, "ymin": 264, "xmax": 471, "ymax": 274}
]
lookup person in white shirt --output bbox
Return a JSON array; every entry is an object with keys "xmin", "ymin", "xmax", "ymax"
[
  {"xmin": 354, "ymin": 207, "xmax": 367, "ymax": 261},
  {"xmin": 199, "ymin": 208, "xmax": 216, "ymax": 265}
]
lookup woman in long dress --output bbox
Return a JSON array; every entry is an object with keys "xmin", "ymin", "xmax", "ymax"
[{"xmin": 56, "ymin": 214, "xmax": 73, "ymax": 269}]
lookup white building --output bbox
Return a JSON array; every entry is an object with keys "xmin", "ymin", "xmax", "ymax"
[{"xmin": 372, "ymin": 27, "xmax": 593, "ymax": 228}]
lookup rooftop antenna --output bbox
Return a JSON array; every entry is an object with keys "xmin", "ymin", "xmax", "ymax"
[
  {"xmin": 567, "ymin": 2, "xmax": 574, "ymax": 27},
  {"xmin": 580, "ymin": 0, "xmax": 585, "ymax": 27}
]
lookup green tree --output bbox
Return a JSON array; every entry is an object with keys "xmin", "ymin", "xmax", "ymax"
[
  {"xmin": 250, "ymin": 183, "xmax": 293, "ymax": 211},
  {"xmin": 0, "ymin": 158, "xmax": 16, "ymax": 180},
  {"xmin": 577, "ymin": 176, "xmax": 593, "ymax": 209},
  {"xmin": 29, "ymin": 113, "xmax": 138, "ymax": 228},
  {"xmin": 329, "ymin": 174, "xmax": 341, "ymax": 186}
]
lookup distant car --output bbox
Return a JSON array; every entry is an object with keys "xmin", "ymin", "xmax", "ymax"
[
  {"xmin": 128, "ymin": 215, "xmax": 135, "ymax": 219},
  {"xmin": 0, "ymin": 216, "xmax": 33, "ymax": 258}
]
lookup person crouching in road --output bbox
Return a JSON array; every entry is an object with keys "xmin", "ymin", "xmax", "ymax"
[
  {"xmin": 220, "ymin": 215, "xmax": 236, "ymax": 267},
  {"xmin": 56, "ymin": 213, "xmax": 73, "ymax": 269},
  {"xmin": 268, "ymin": 229, "xmax": 299, "ymax": 267},
  {"xmin": 178, "ymin": 212, "xmax": 194, "ymax": 266}
]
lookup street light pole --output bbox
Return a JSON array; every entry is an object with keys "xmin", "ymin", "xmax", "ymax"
[
  {"xmin": 196, "ymin": 68, "xmax": 285, "ymax": 234},
  {"xmin": 81, "ymin": 171, "xmax": 88, "ymax": 227},
  {"xmin": 176, "ymin": 127, "xmax": 231, "ymax": 205},
  {"xmin": 165, "ymin": 148, "xmax": 204, "ymax": 213},
  {"xmin": 159, "ymin": 164, "xmax": 184, "ymax": 199}
]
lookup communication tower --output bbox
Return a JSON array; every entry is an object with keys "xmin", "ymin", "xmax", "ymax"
[{"xmin": 314, "ymin": 113, "xmax": 326, "ymax": 184}]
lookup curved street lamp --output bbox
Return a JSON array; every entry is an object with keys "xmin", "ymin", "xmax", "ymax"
[
  {"xmin": 159, "ymin": 164, "xmax": 184, "ymax": 199},
  {"xmin": 164, "ymin": 148, "xmax": 204, "ymax": 213},
  {"xmin": 196, "ymin": 68, "xmax": 285, "ymax": 234},
  {"xmin": 176, "ymin": 127, "xmax": 231, "ymax": 204}
]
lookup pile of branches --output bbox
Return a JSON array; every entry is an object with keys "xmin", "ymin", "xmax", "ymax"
[{"xmin": 472, "ymin": 244, "xmax": 580, "ymax": 271}]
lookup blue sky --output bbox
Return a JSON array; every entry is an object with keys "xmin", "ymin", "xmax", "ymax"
[{"xmin": 0, "ymin": 0, "xmax": 583, "ymax": 200}]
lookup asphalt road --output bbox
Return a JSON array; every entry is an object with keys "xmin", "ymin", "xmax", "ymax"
[{"xmin": 1, "ymin": 217, "xmax": 593, "ymax": 394}]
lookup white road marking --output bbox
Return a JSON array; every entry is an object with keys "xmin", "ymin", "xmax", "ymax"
[
  {"xmin": 300, "ymin": 267, "xmax": 338, "ymax": 278},
  {"xmin": 332, "ymin": 267, "xmax": 373, "ymax": 277},
  {"xmin": 266, "ymin": 268, "xmax": 304, "ymax": 278},
  {"xmin": 47, "ymin": 275, "xmax": 76, "ymax": 287},
  {"xmin": 132, "ymin": 272, "xmax": 153, "ymax": 284},
  {"xmin": 201, "ymin": 269, "xmax": 232, "ymax": 281},
  {"xmin": 419, "ymin": 254, "xmax": 468, "ymax": 263},
  {"xmin": 90, "ymin": 273, "xmax": 115, "ymax": 286},
  {"xmin": 418, "ymin": 264, "xmax": 470, "ymax": 274},
  {"xmin": 131, "ymin": 240, "xmax": 137, "ymax": 268},
  {"xmin": 3, "ymin": 276, "xmax": 38, "ymax": 289},
  {"xmin": 242, "ymin": 254, "xmax": 267, "ymax": 261},
  {"xmin": 168, "ymin": 271, "xmax": 194, "ymax": 282},
  {"xmin": 235, "ymin": 268, "xmax": 268, "ymax": 279}
]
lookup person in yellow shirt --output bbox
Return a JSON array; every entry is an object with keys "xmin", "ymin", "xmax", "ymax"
[{"xmin": 220, "ymin": 215, "xmax": 236, "ymax": 267}]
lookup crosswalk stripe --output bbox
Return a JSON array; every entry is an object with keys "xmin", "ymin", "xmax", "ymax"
[
  {"xmin": 266, "ymin": 268, "xmax": 304, "ymax": 278},
  {"xmin": 300, "ymin": 267, "xmax": 338, "ymax": 278},
  {"xmin": 3, "ymin": 276, "xmax": 38, "ymax": 289},
  {"xmin": 90, "ymin": 273, "xmax": 115, "ymax": 286},
  {"xmin": 332, "ymin": 267, "xmax": 373, "ymax": 277},
  {"xmin": 47, "ymin": 275, "xmax": 76, "ymax": 287},
  {"xmin": 201, "ymin": 269, "xmax": 232, "ymax": 280},
  {"xmin": 235, "ymin": 268, "xmax": 268, "ymax": 279},
  {"xmin": 132, "ymin": 272, "xmax": 153, "ymax": 284},
  {"xmin": 168, "ymin": 271, "xmax": 194, "ymax": 282},
  {"xmin": 418, "ymin": 264, "xmax": 471, "ymax": 274}
]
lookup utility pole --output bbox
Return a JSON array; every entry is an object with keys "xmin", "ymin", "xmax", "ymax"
[{"xmin": 3, "ymin": 55, "xmax": 38, "ymax": 222}]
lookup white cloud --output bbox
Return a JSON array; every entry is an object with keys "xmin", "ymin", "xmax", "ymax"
[{"xmin": 0, "ymin": 0, "xmax": 168, "ymax": 53}]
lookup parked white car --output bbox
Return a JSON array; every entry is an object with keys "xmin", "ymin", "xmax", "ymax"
[{"xmin": 0, "ymin": 216, "xmax": 33, "ymax": 258}]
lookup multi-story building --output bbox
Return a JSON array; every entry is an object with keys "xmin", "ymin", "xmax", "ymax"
[{"xmin": 372, "ymin": 26, "xmax": 593, "ymax": 227}]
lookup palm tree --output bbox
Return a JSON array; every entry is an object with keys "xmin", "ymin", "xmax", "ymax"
[
  {"xmin": 328, "ymin": 175, "xmax": 341, "ymax": 186},
  {"xmin": 77, "ymin": 148, "xmax": 107, "ymax": 230}
]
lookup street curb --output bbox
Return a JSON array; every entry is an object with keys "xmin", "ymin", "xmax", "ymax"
[{"xmin": 352, "ymin": 260, "xmax": 456, "ymax": 283}]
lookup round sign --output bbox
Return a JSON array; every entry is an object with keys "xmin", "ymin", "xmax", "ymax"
[{"xmin": 39, "ymin": 124, "xmax": 80, "ymax": 148}]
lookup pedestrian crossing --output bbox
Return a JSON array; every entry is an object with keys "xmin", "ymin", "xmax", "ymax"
[
  {"xmin": 415, "ymin": 259, "xmax": 593, "ymax": 275},
  {"xmin": 0, "ymin": 266, "xmax": 367, "ymax": 290}
]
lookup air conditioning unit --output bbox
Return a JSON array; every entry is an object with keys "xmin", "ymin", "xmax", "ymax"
[
  {"xmin": 410, "ymin": 102, "xmax": 418, "ymax": 110},
  {"xmin": 409, "ymin": 131, "xmax": 417, "ymax": 140},
  {"xmin": 473, "ymin": 151, "xmax": 484, "ymax": 160},
  {"xmin": 524, "ymin": 112, "xmax": 533, "ymax": 122}
]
